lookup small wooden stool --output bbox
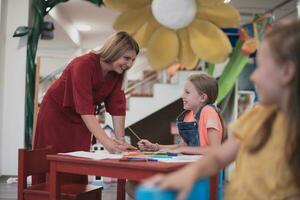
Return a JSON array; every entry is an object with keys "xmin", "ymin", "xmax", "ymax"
[{"xmin": 18, "ymin": 147, "xmax": 102, "ymax": 200}]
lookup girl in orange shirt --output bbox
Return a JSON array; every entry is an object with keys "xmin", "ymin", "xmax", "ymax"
[
  {"xmin": 138, "ymin": 73, "xmax": 224, "ymax": 154},
  {"xmin": 138, "ymin": 74, "xmax": 225, "ymax": 200}
]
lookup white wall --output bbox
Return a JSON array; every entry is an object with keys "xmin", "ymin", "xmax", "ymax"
[
  {"xmin": 0, "ymin": 0, "xmax": 6, "ymax": 176},
  {"xmin": 39, "ymin": 56, "xmax": 70, "ymax": 78},
  {"xmin": 36, "ymin": 46, "xmax": 86, "ymax": 79},
  {"xmin": 0, "ymin": 0, "xmax": 29, "ymax": 175},
  {"xmin": 298, "ymin": 0, "xmax": 300, "ymax": 18}
]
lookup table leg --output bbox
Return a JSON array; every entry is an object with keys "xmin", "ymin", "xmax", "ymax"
[
  {"xmin": 117, "ymin": 179, "xmax": 126, "ymax": 200},
  {"xmin": 49, "ymin": 161, "xmax": 61, "ymax": 200}
]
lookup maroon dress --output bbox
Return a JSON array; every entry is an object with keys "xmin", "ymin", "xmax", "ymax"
[{"xmin": 34, "ymin": 52, "xmax": 126, "ymax": 153}]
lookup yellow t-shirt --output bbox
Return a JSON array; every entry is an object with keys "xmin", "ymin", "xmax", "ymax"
[{"xmin": 225, "ymin": 104, "xmax": 300, "ymax": 200}]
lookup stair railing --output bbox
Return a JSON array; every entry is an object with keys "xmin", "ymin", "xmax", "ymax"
[
  {"xmin": 97, "ymin": 71, "xmax": 159, "ymax": 115},
  {"xmin": 124, "ymin": 72, "xmax": 158, "ymax": 98}
]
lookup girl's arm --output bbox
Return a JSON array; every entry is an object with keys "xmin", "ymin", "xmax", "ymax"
[
  {"xmin": 288, "ymin": 196, "xmax": 300, "ymax": 200},
  {"xmin": 207, "ymin": 128, "xmax": 222, "ymax": 147},
  {"xmin": 138, "ymin": 139, "xmax": 186, "ymax": 151},
  {"xmin": 144, "ymin": 137, "xmax": 240, "ymax": 200},
  {"xmin": 170, "ymin": 129, "xmax": 221, "ymax": 155},
  {"xmin": 159, "ymin": 139, "xmax": 186, "ymax": 151},
  {"xmin": 169, "ymin": 146, "xmax": 210, "ymax": 155}
]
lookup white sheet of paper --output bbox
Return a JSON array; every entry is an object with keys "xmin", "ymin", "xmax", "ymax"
[{"xmin": 59, "ymin": 151, "xmax": 122, "ymax": 160}]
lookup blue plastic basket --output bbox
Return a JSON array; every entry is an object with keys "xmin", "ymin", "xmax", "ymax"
[{"xmin": 136, "ymin": 178, "xmax": 210, "ymax": 200}]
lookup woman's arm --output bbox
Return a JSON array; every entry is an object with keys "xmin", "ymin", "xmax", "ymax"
[
  {"xmin": 144, "ymin": 137, "xmax": 240, "ymax": 200},
  {"xmin": 112, "ymin": 115, "xmax": 125, "ymax": 141},
  {"xmin": 81, "ymin": 115, "xmax": 125, "ymax": 153},
  {"xmin": 112, "ymin": 115, "xmax": 137, "ymax": 150}
]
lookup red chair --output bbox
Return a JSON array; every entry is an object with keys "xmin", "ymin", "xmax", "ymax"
[{"xmin": 18, "ymin": 147, "xmax": 102, "ymax": 200}]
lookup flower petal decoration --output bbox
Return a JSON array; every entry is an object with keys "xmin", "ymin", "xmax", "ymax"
[
  {"xmin": 197, "ymin": 0, "xmax": 224, "ymax": 6},
  {"xmin": 147, "ymin": 27, "xmax": 179, "ymax": 69},
  {"xmin": 104, "ymin": 0, "xmax": 151, "ymax": 12},
  {"xmin": 113, "ymin": 6, "xmax": 151, "ymax": 34},
  {"xmin": 177, "ymin": 29, "xmax": 198, "ymax": 69},
  {"xmin": 197, "ymin": 4, "xmax": 240, "ymax": 28},
  {"xmin": 134, "ymin": 17, "xmax": 160, "ymax": 48},
  {"xmin": 105, "ymin": 0, "xmax": 240, "ymax": 70},
  {"xmin": 188, "ymin": 20, "xmax": 232, "ymax": 64}
]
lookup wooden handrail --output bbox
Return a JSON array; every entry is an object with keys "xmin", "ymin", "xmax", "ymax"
[{"xmin": 125, "ymin": 72, "xmax": 158, "ymax": 95}]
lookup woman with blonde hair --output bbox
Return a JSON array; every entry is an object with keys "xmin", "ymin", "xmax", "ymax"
[{"xmin": 34, "ymin": 31, "xmax": 139, "ymax": 154}]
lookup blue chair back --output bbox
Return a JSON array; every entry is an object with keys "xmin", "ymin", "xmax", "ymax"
[
  {"xmin": 136, "ymin": 178, "xmax": 210, "ymax": 200},
  {"xmin": 218, "ymin": 170, "xmax": 224, "ymax": 200}
]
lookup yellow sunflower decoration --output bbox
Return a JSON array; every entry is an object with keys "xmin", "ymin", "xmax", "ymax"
[{"xmin": 104, "ymin": 0, "xmax": 240, "ymax": 70}]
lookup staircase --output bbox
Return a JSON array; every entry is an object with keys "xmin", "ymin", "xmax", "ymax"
[
  {"xmin": 38, "ymin": 65, "xmax": 203, "ymax": 128},
  {"xmin": 105, "ymin": 70, "xmax": 203, "ymax": 128}
]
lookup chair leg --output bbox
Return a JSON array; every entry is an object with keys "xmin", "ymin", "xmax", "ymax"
[{"xmin": 76, "ymin": 187, "xmax": 102, "ymax": 200}]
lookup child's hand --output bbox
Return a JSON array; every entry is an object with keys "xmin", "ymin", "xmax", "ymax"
[{"xmin": 137, "ymin": 139, "xmax": 159, "ymax": 151}]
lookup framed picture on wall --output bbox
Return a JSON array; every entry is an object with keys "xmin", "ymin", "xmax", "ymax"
[{"xmin": 237, "ymin": 90, "xmax": 256, "ymax": 117}]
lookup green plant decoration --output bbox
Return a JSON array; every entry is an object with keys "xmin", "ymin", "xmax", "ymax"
[
  {"xmin": 13, "ymin": 0, "xmax": 103, "ymax": 148},
  {"xmin": 216, "ymin": 14, "xmax": 273, "ymax": 104},
  {"xmin": 13, "ymin": 26, "xmax": 32, "ymax": 37},
  {"xmin": 206, "ymin": 63, "xmax": 215, "ymax": 76},
  {"xmin": 216, "ymin": 39, "xmax": 249, "ymax": 104}
]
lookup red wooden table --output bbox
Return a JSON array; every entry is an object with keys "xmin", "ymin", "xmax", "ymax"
[{"xmin": 47, "ymin": 154, "xmax": 186, "ymax": 200}]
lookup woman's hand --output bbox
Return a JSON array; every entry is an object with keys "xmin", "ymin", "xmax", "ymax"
[
  {"xmin": 101, "ymin": 138, "xmax": 125, "ymax": 153},
  {"xmin": 114, "ymin": 139, "xmax": 137, "ymax": 151},
  {"xmin": 143, "ymin": 165, "xmax": 198, "ymax": 200},
  {"xmin": 138, "ymin": 139, "xmax": 159, "ymax": 151}
]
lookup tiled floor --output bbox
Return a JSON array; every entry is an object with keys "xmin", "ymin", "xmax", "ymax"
[
  {"xmin": 0, "ymin": 176, "xmax": 16, "ymax": 200},
  {"xmin": 0, "ymin": 176, "xmax": 133, "ymax": 200}
]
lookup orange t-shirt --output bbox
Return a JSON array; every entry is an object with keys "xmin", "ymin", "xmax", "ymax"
[
  {"xmin": 183, "ymin": 105, "xmax": 223, "ymax": 200},
  {"xmin": 183, "ymin": 106, "xmax": 223, "ymax": 147}
]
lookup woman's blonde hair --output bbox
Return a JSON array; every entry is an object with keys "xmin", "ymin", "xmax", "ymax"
[{"xmin": 96, "ymin": 31, "xmax": 139, "ymax": 63}]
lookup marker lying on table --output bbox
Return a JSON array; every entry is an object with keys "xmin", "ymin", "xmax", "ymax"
[
  {"xmin": 119, "ymin": 157, "xmax": 158, "ymax": 162},
  {"xmin": 142, "ymin": 151, "xmax": 178, "ymax": 156}
]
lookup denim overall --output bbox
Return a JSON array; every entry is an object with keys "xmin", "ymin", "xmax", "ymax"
[
  {"xmin": 176, "ymin": 109, "xmax": 201, "ymax": 146},
  {"xmin": 176, "ymin": 104, "xmax": 222, "ymax": 200},
  {"xmin": 176, "ymin": 105, "xmax": 216, "ymax": 147}
]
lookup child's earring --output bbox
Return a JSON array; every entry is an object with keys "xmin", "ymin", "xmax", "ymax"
[{"xmin": 200, "ymin": 93, "xmax": 207, "ymax": 102}]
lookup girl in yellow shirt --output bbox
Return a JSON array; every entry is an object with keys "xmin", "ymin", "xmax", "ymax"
[{"xmin": 144, "ymin": 19, "xmax": 300, "ymax": 200}]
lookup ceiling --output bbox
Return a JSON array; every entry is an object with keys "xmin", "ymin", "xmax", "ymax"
[{"xmin": 38, "ymin": 0, "xmax": 298, "ymax": 52}]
